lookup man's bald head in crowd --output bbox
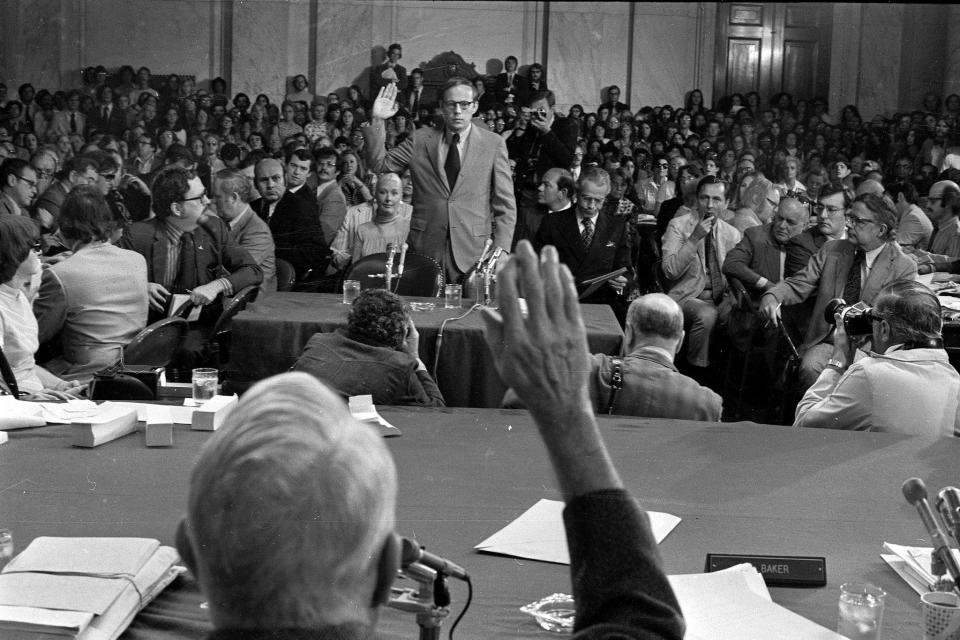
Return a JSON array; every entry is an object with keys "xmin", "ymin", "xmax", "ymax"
[
  {"xmin": 624, "ymin": 293, "xmax": 685, "ymax": 356},
  {"xmin": 855, "ymin": 179, "xmax": 884, "ymax": 197},
  {"xmin": 254, "ymin": 158, "xmax": 285, "ymax": 204},
  {"xmin": 925, "ymin": 179, "xmax": 960, "ymax": 223},
  {"xmin": 772, "ymin": 195, "xmax": 809, "ymax": 244}
]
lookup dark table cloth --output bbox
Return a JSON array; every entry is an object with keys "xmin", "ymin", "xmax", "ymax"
[
  {"xmin": 226, "ymin": 293, "xmax": 624, "ymax": 407},
  {"xmin": 0, "ymin": 410, "xmax": 952, "ymax": 638}
]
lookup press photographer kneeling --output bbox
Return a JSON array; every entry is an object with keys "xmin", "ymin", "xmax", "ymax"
[{"xmin": 793, "ymin": 279, "xmax": 960, "ymax": 437}]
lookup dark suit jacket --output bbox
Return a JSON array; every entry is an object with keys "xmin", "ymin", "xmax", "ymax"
[
  {"xmin": 785, "ymin": 228, "xmax": 828, "ymax": 277},
  {"xmin": 494, "ymin": 72, "xmax": 527, "ymax": 103},
  {"xmin": 35, "ymin": 181, "xmax": 69, "ymax": 222},
  {"xmin": 89, "ymin": 104, "xmax": 127, "ymax": 136},
  {"xmin": 534, "ymin": 209, "xmax": 633, "ymax": 296},
  {"xmin": 119, "ymin": 216, "xmax": 262, "ymax": 323},
  {"xmin": 722, "ymin": 223, "xmax": 785, "ymax": 294},
  {"xmin": 251, "ymin": 191, "xmax": 327, "ymax": 279}
]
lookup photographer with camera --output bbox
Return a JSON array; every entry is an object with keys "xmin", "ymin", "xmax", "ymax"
[
  {"xmin": 508, "ymin": 90, "xmax": 579, "ymax": 245},
  {"xmin": 793, "ymin": 280, "xmax": 960, "ymax": 437}
]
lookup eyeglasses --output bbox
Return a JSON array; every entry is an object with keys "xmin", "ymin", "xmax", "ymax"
[
  {"xmin": 845, "ymin": 213, "xmax": 877, "ymax": 227},
  {"xmin": 32, "ymin": 168, "xmax": 54, "ymax": 179},
  {"xmin": 317, "ymin": 160, "xmax": 337, "ymax": 168},
  {"xmin": 181, "ymin": 190, "xmax": 208, "ymax": 203},
  {"xmin": 15, "ymin": 174, "xmax": 37, "ymax": 188},
  {"xmin": 442, "ymin": 100, "xmax": 475, "ymax": 112},
  {"xmin": 100, "ymin": 173, "xmax": 117, "ymax": 181},
  {"xmin": 815, "ymin": 204, "xmax": 845, "ymax": 215},
  {"xmin": 31, "ymin": 240, "xmax": 42, "ymax": 254}
]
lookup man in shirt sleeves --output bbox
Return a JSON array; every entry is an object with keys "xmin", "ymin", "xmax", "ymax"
[{"xmin": 363, "ymin": 79, "xmax": 516, "ymax": 283}]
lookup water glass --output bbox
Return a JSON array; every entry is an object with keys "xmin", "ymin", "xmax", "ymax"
[
  {"xmin": 342, "ymin": 279, "xmax": 361, "ymax": 304},
  {"xmin": 444, "ymin": 284, "xmax": 462, "ymax": 309},
  {"xmin": 191, "ymin": 368, "xmax": 219, "ymax": 403},
  {"xmin": 837, "ymin": 582, "xmax": 885, "ymax": 640}
]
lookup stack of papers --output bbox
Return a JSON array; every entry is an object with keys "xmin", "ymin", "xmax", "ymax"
[
  {"xmin": 0, "ymin": 537, "xmax": 181, "ymax": 639},
  {"xmin": 882, "ymin": 541, "xmax": 960, "ymax": 595}
]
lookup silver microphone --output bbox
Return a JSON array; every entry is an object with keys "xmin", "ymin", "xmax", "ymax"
[
  {"xmin": 385, "ymin": 243, "xmax": 397, "ymax": 290},
  {"xmin": 400, "ymin": 536, "xmax": 469, "ymax": 580},
  {"xmin": 937, "ymin": 487, "xmax": 960, "ymax": 545},
  {"xmin": 397, "ymin": 242, "xmax": 409, "ymax": 277},
  {"xmin": 474, "ymin": 238, "xmax": 494, "ymax": 271},
  {"xmin": 903, "ymin": 478, "xmax": 960, "ymax": 592}
]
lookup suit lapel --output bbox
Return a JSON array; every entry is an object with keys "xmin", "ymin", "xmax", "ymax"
[
  {"xmin": 863, "ymin": 243, "xmax": 894, "ymax": 301},
  {"xmin": 559, "ymin": 212, "xmax": 587, "ymax": 263},
  {"xmin": 424, "ymin": 128, "xmax": 446, "ymax": 193},
  {"xmin": 454, "ymin": 126, "xmax": 483, "ymax": 197},
  {"xmin": 150, "ymin": 221, "xmax": 168, "ymax": 284},
  {"xmin": 584, "ymin": 213, "xmax": 610, "ymax": 265},
  {"xmin": 833, "ymin": 241, "xmax": 856, "ymax": 298}
]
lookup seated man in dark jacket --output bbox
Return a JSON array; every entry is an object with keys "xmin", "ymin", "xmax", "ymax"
[
  {"xmin": 119, "ymin": 165, "xmax": 263, "ymax": 326},
  {"xmin": 293, "ymin": 288, "xmax": 444, "ymax": 407}
]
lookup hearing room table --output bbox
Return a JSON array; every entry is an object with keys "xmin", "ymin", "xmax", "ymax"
[
  {"xmin": 0, "ymin": 408, "xmax": 953, "ymax": 638},
  {"xmin": 225, "ymin": 292, "xmax": 625, "ymax": 407}
]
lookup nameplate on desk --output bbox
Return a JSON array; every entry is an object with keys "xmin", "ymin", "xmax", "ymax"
[{"xmin": 705, "ymin": 553, "xmax": 826, "ymax": 587}]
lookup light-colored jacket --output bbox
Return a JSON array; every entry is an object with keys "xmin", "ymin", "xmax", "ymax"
[{"xmin": 661, "ymin": 212, "xmax": 741, "ymax": 302}]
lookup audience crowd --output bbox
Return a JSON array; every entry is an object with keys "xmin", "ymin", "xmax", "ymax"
[{"xmin": 1, "ymin": 53, "xmax": 960, "ymax": 435}]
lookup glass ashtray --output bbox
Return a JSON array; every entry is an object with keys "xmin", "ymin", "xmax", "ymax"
[
  {"xmin": 520, "ymin": 593, "xmax": 575, "ymax": 633},
  {"xmin": 409, "ymin": 301, "xmax": 436, "ymax": 312}
]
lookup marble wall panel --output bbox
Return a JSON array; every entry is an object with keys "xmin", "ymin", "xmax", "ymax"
[
  {"xmin": 631, "ymin": 2, "xmax": 702, "ymax": 110},
  {"xmin": 856, "ymin": 4, "xmax": 904, "ymax": 119},
  {"xmin": 82, "ymin": 1, "xmax": 214, "ymax": 80},
  {"xmin": 547, "ymin": 2, "xmax": 630, "ymax": 113},
  {"xmin": 232, "ymin": 1, "xmax": 291, "ymax": 102},
  {"xmin": 899, "ymin": 4, "xmax": 947, "ymax": 112},
  {"xmin": 313, "ymin": 2, "xmax": 374, "ymax": 98}
]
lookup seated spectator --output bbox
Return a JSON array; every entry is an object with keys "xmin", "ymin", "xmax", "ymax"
[
  {"xmin": 313, "ymin": 147, "xmax": 349, "ymax": 245},
  {"xmin": 537, "ymin": 167, "xmax": 575, "ymax": 215},
  {"xmin": 177, "ymin": 243, "xmax": 683, "ymax": 638},
  {"xmin": 661, "ymin": 175, "xmax": 741, "ymax": 372},
  {"xmin": 914, "ymin": 180, "xmax": 960, "ymax": 271},
  {"xmin": 338, "ymin": 150, "xmax": 372, "ymax": 207},
  {"xmin": 285, "ymin": 74, "xmax": 314, "ymax": 105},
  {"xmin": 119, "ymin": 166, "xmax": 262, "ymax": 324},
  {"xmin": 329, "ymin": 173, "xmax": 410, "ymax": 268},
  {"xmin": 212, "ymin": 169, "xmax": 277, "ymax": 292},
  {"xmin": 733, "ymin": 171, "xmax": 779, "ymax": 231},
  {"xmin": 534, "ymin": 167, "xmax": 633, "ymax": 322},
  {"xmin": 785, "ymin": 184, "xmax": 851, "ymax": 276},
  {"xmin": 503, "ymin": 292, "xmax": 721, "ymax": 420},
  {"xmin": 250, "ymin": 156, "xmax": 325, "ymax": 281},
  {"xmin": 795, "ymin": 280, "xmax": 959, "ymax": 437},
  {"xmin": 33, "ymin": 186, "xmax": 148, "ymax": 381},
  {"xmin": 293, "ymin": 289, "xmax": 444, "ymax": 406},
  {"xmin": 760, "ymin": 193, "xmax": 917, "ymax": 388},
  {"xmin": 886, "ymin": 180, "xmax": 932, "ymax": 252},
  {"xmin": 0, "ymin": 216, "xmax": 84, "ymax": 400},
  {"xmin": 0, "ymin": 158, "xmax": 38, "ymax": 217}
]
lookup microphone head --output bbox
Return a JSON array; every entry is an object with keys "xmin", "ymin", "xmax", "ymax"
[
  {"xmin": 399, "ymin": 536, "xmax": 421, "ymax": 567},
  {"xmin": 937, "ymin": 487, "xmax": 960, "ymax": 526},
  {"xmin": 902, "ymin": 477, "xmax": 928, "ymax": 505}
]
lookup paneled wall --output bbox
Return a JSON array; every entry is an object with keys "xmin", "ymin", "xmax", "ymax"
[{"xmin": 0, "ymin": 1, "xmax": 954, "ymax": 118}]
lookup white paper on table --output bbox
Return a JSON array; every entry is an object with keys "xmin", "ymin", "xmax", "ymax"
[
  {"xmin": 3, "ymin": 537, "xmax": 160, "ymax": 578},
  {"xmin": 348, "ymin": 395, "xmax": 402, "ymax": 437},
  {"xmin": 881, "ymin": 542, "xmax": 960, "ymax": 595},
  {"xmin": 474, "ymin": 498, "xmax": 680, "ymax": 564},
  {"xmin": 881, "ymin": 553, "xmax": 929, "ymax": 596},
  {"xmin": 35, "ymin": 399, "xmax": 99, "ymax": 424},
  {"xmin": 0, "ymin": 573, "xmax": 125, "ymax": 615},
  {"xmin": 111, "ymin": 402, "xmax": 195, "ymax": 425},
  {"xmin": 668, "ymin": 564, "xmax": 844, "ymax": 639}
]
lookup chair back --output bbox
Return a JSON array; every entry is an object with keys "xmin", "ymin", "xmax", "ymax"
[
  {"xmin": 124, "ymin": 317, "xmax": 189, "ymax": 368},
  {"xmin": 344, "ymin": 252, "xmax": 443, "ymax": 297},
  {"xmin": 275, "ymin": 258, "xmax": 296, "ymax": 292},
  {"xmin": 211, "ymin": 285, "xmax": 260, "ymax": 337}
]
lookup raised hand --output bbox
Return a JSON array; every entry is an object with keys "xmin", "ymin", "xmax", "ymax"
[{"xmin": 371, "ymin": 84, "xmax": 399, "ymax": 121}]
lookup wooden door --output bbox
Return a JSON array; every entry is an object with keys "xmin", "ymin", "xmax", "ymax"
[{"xmin": 713, "ymin": 3, "xmax": 831, "ymax": 104}]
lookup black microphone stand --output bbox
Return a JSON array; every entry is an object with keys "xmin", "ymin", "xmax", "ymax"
[{"xmin": 387, "ymin": 562, "xmax": 450, "ymax": 640}]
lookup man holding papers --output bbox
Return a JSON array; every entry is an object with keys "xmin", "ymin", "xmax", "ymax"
[{"xmin": 177, "ymin": 241, "xmax": 683, "ymax": 638}]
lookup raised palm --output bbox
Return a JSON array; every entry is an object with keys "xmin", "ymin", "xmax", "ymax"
[{"xmin": 372, "ymin": 84, "xmax": 399, "ymax": 120}]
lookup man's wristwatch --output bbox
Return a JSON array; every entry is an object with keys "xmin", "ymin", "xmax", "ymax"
[{"xmin": 826, "ymin": 358, "xmax": 846, "ymax": 371}]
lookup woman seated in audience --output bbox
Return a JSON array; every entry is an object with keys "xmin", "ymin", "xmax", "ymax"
[
  {"xmin": 338, "ymin": 150, "xmax": 372, "ymax": 207},
  {"xmin": 334, "ymin": 108, "xmax": 357, "ymax": 141},
  {"xmin": 161, "ymin": 105, "xmax": 187, "ymax": 145},
  {"xmin": 34, "ymin": 186, "xmax": 149, "ymax": 382},
  {"xmin": 0, "ymin": 216, "xmax": 85, "ymax": 400},
  {"xmin": 732, "ymin": 171, "xmax": 778, "ymax": 231},
  {"xmin": 330, "ymin": 173, "xmax": 410, "ymax": 270}
]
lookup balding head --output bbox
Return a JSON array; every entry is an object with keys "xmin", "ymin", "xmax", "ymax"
[
  {"xmin": 180, "ymin": 372, "xmax": 398, "ymax": 628},
  {"xmin": 772, "ymin": 196, "xmax": 808, "ymax": 244},
  {"xmin": 855, "ymin": 178, "xmax": 884, "ymax": 197},
  {"xmin": 624, "ymin": 293, "xmax": 685, "ymax": 356},
  {"xmin": 254, "ymin": 158, "xmax": 285, "ymax": 203},
  {"xmin": 925, "ymin": 179, "xmax": 960, "ymax": 223}
]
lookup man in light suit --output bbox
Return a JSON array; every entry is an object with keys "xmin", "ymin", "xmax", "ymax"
[
  {"xmin": 661, "ymin": 175, "xmax": 742, "ymax": 370},
  {"xmin": 213, "ymin": 169, "xmax": 277, "ymax": 292},
  {"xmin": 760, "ymin": 193, "xmax": 918, "ymax": 388},
  {"xmin": 364, "ymin": 78, "xmax": 516, "ymax": 282}
]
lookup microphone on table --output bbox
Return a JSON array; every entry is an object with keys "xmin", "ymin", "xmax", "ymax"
[
  {"xmin": 400, "ymin": 536, "xmax": 470, "ymax": 581},
  {"xmin": 473, "ymin": 238, "xmax": 493, "ymax": 272},
  {"xmin": 937, "ymin": 487, "xmax": 960, "ymax": 545},
  {"xmin": 902, "ymin": 477, "xmax": 960, "ymax": 592},
  {"xmin": 482, "ymin": 247, "xmax": 504, "ymax": 305},
  {"xmin": 385, "ymin": 242, "xmax": 397, "ymax": 290},
  {"xmin": 397, "ymin": 242, "xmax": 409, "ymax": 278}
]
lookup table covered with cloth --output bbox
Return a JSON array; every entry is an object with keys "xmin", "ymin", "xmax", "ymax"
[
  {"xmin": 225, "ymin": 293, "xmax": 624, "ymax": 407},
  {"xmin": 0, "ymin": 408, "xmax": 952, "ymax": 639}
]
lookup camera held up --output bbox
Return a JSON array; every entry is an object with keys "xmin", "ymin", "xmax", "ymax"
[{"xmin": 824, "ymin": 298, "xmax": 875, "ymax": 337}]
